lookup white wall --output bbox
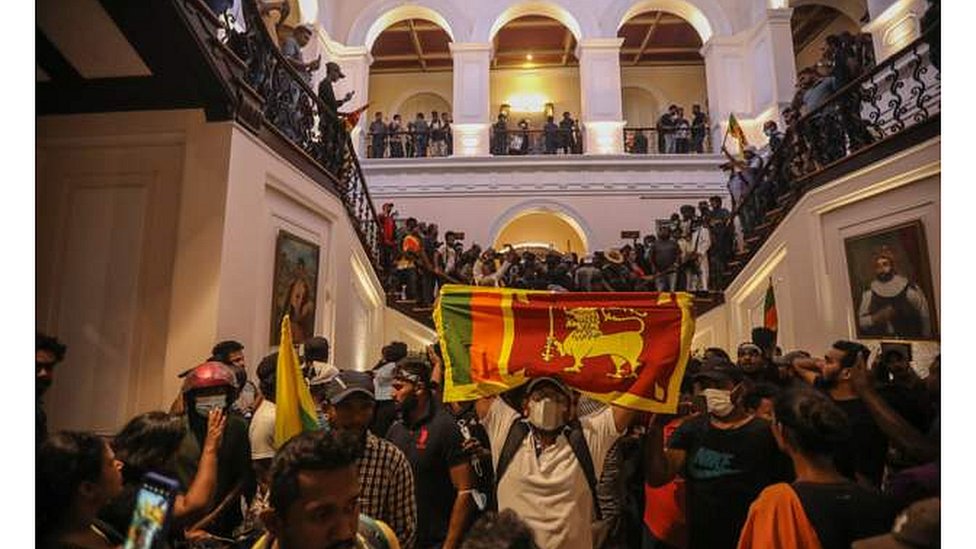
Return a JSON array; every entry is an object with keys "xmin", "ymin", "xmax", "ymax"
[
  {"xmin": 37, "ymin": 110, "xmax": 226, "ymax": 434},
  {"xmin": 37, "ymin": 110, "xmax": 424, "ymax": 433},
  {"xmin": 362, "ymin": 154, "xmax": 729, "ymax": 252},
  {"xmin": 695, "ymin": 136, "xmax": 940, "ymax": 369}
]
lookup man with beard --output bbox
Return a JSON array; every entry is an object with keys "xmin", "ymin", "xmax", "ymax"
[
  {"xmin": 386, "ymin": 358, "xmax": 475, "ymax": 549},
  {"xmin": 36, "ymin": 332, "xmax": 67, "ymax": 443},
  {"xmin": 736, "ymin": 342, "xmax": 778, "ymax": 386},
  {"xmin": 857, "ymin": 246, "xmax": 933, "ymax": 339},
  {"xmin": 791, "ymin": 341, "xmax": 889, "ymax": 488},
  {"xmin": 322, "ymin": 370, "xmax": 417, "ymax": 549},
  {"xmin": 254, "ymin": 430, "xmax": 400, "ymax": 549}
]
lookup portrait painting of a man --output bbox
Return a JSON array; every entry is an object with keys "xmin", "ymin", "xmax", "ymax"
[
  {"xmin": 270, "ymin": 231, "xmax": 320, "ymax": 345},
  {"xmin": 845, "ymin": 221, "xmax": 937, "ymax": 340}
]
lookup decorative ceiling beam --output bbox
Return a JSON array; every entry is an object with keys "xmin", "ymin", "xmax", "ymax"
[
  {"xmin": 408, "ymin": 19, "xmax": 427, "ymax": 71},
  {"xmin": 560, "ymin": 29, "xmax": 573, "ymax": 66},
  {"xmin": 622, "ymin": 46, "xmax": 702, "ymax": 55},
  {"xmin": 374, "ymin": 52, "xmax": 452, "ymax": 61},
  {"xmin": 633, "ymin": 11, "xmax": 664, "ymax": 66}
]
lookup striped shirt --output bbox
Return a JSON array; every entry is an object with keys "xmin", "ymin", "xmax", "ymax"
[{"xmin": 358, "ymin": 432, "xmax": 417, "ymax": 549}]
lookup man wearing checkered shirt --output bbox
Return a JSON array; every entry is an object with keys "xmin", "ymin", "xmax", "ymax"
[{"xmin": 322, "ymin": 370, "xmax": 418, "ymax": 549}]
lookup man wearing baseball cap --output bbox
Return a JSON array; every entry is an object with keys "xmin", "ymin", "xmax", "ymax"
[
  {"xmin": 322, "ymin": 370, "xmax": 417, "ymax": 549},
  {"xmin": 646, "ymin": 359, "xmax": 792, "ymax": 549},
  {"xmin": 472, "ymin": 374, "xmax": 637, "ymax": 549},
  {"xmin": 853, "ymin": 497, "xmax": 939, "ymax": 549},
  {"xmin": 387, "ymin": 357, "xmax": 474, "ymax": 549}
]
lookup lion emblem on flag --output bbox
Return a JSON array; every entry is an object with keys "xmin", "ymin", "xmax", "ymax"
[{"xmin": 543, "ymin": 307, "xmax": 647, "ymax": 378}]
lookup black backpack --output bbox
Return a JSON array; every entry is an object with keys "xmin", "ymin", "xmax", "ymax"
[{"xmin": 494, "ymin": 419, "xmax": 603, "ymax": 520}]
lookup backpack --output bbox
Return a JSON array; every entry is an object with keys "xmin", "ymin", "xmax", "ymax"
[{"xmin": 494, "ymin": 419, "xmax": 603, "ymax": 520}]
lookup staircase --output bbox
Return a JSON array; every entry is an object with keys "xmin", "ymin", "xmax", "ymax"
[{"xmin": 719, "ymin": 25, "xmax": 940, "ymax": 287}]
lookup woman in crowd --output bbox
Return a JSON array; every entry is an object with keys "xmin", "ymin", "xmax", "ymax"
[
  {"xmin": 99, "ymin": 409, "xmax": 226, "ymax": 542},
  {"xmin": 37, "ymin": 431, "xmax": 124, "ymax": 548},
  {"xmin": 737, "ymin": 388, "xmax": 894, "ymax": 549}
]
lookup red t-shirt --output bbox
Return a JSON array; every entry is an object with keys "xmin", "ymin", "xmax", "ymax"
[{"xmin": 644, "ymin": 417, "xmax": 689, "ymax": 548}]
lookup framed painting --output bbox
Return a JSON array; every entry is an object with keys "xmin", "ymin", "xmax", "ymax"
[
  {"xmin": 270, "ymin": 230, "xmax": 320, "ymax": 345},
  {"xmin": 844, "ymin": 220, "xmax": 938, "ymax": 340}
]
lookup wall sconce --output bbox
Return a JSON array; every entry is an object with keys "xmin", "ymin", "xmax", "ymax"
[
  {"xmin": 545, "ymin": 102, "xmax": 555, "ymax": 118},
  {"xmin": 500, "ymin": 103, "xmax": 511, "ymax": 118}
]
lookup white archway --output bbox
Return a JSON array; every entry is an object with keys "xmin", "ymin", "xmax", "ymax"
[
  {"xmin": 789, "ymin": 0, "xmax": 866, "ymax": 24},
  {"xmin": 392, "ymin": 91, "xmax": 453, "ymax": 119},
  {"xmin": 489, "ymin": 200, "xmax": 593, "ymax": 255},
  {"xmin": 346, "ymin": 0, "xmax": 467, "ymax": 49},
  {"xmin": 474, "ymin": 1, "xmax": 599, "ymax": 42},
  {"xmin": 603, "ymin": 0, "xmax": 734, "ymax": 42}
]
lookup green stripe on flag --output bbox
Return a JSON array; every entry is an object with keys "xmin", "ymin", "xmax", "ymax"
[{"xmin": 441, "ymin": 290, "xmax": 473, "ymax": 385}]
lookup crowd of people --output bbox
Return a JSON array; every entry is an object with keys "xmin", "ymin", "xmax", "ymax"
[
  {"xmin": 720, "ymin": 30, "xmax": 878, "ymax": 236},
  {"xmin": 368, "ymin": 111, "xmax": 454, "ymax": 159},
  {"xmin": 376, "ymin": 198, "xmax": 736, "ymax": 307},
  {"xmin": 37, "ymin": 322, "xmax": 940, "ymax": 549},
  {"xmin": 624, "ymin": 104, "xmax": 709, "ymax": 155},
  {"xmin": 491, "ymin": 111, "xmax": 583, "ymax": 156}
]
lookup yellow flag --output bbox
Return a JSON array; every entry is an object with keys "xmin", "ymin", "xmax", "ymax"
[{"xmin": 274, "ymin": 315, "xmax": 321, "ymax": 448}]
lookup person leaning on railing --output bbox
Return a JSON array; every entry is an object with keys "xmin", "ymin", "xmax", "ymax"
[{"xmin": 369, "ymin": 112, "xmax": 387, "ymax": 159}]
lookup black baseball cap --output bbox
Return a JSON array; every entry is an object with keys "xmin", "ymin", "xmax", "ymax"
[
  {"xmin": 323, "ymin": 370, "xmax": 375, "ymax": 404},
  {"xmin": 525, "ymin": 376, "xmax": 573, "ymax": 399},
  {"xmin": 693, "ymin": 359, "xmax": 744, "ymax": 385}
]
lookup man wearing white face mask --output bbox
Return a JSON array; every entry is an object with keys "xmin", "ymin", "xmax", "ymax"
[
  {"xmin": 474, "ymin": 376, "xmax": 636, "ymax": 549},
  {"xmin": 645, "ymin": 360, "xmax": 792, "ymax": 549}
]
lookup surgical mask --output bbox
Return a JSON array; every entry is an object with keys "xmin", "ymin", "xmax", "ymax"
[
  {"xmin": 194, "ymin": 395, "xmax": 226, "ymax": 416},
  {"xmin": 527, "ymin": 397, "xmax": 566, "ymax": 432},
  {"xmin": 702, "ymin": 388, "xmax": 735, "ymax": 418}
]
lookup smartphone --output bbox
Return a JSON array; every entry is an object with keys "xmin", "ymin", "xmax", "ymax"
[{"xmin": 123, "ymin": 472, "xmax": 181, "ymax": 549}]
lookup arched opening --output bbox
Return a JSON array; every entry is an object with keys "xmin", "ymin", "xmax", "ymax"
[
  {"xmin": 367, "ymin": 17, "xmax": 453, "ymax": 158},
  {"xmin": 394, "ymin": 92, "xmax": 452, "ymax": 123},
  {"xmin": 493, "ymin": 210, "xmax": 588, "ymax": 255},
  {"xmin": 489, "ymin": 14, "xmax": 582, "ymax": 155},
  {"xmin": 790, "ymin": 2, "xmax": 870, "ymax": 78},
  {"xmin": 617, "ymin": 10, "xmax": 708, "ymax": 154}
]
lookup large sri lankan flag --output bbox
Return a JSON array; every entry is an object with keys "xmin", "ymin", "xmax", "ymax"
[{"xmin": 433, "ymin": 285, "xmax": 696, "ymax": 413}]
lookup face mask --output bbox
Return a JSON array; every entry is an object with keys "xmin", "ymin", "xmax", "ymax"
[
  {"xmin": 702, "ymin": 388, "xmax": 735, "ymax": 418},
  {"xmin": 194, "ymin": 395, "xmax": 226, "ymax": 417},
  {"xmin": 527, "ymin": 397, "xmax": 566, "ymax": 432}
]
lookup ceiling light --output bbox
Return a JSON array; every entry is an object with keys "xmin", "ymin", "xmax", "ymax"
[{"xmin": 526, "ymin": 53, "xmax": 533, "ymax": 61}]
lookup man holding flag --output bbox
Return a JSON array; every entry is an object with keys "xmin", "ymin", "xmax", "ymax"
[{"xmin": 434, "ymin": 286, "xmax": 696, "ymax": 548}]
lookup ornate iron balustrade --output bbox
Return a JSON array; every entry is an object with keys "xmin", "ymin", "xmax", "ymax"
[
  {"xmin": 720, "ymin": 23, "xmax": 940, "ymax": 287},
  {"xmin": 199, "ymin": 0, "xmax": 382, "ymax": 273}
]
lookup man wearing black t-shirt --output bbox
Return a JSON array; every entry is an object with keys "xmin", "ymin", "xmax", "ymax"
[
  {"xmin": 645, "ymin": 361, "xmax": 793, "ymax": 549},
  {"xmin": 386, "ymin": 357, "xmax": 474, "ymax": 549},
  {"xmin": 791, "ymin": 341, "xmax": 889, "ymax": 488}
]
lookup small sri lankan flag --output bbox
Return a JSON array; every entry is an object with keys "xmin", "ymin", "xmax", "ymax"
[
  {"xmin": 274, "ymin": 315, "xmax": 321, "ymax": 448},
  {"xmin": 763, "ymin": 279, "xmax": 778, "ymax": 334},
  {"xmin": 728, "ymin": 113, "xmax": 749, "ymax": 151},
  {"xmin": 433, "ymin": 285, "xmax": 696, "ymax": 413}
]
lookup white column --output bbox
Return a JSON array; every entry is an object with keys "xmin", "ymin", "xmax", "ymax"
[
  {"xmin": 450, "ymin": 42, "xmax": 492, "ymax": 157},
  {"xmin": 701, "ymin": 9, "xmax": 797, "ymax": 152},
  {"xmin": 701, "ymin": 36, "xmax": 745, "ymax": 151},
  {"xmin": 863, "ymin": 0, "xmax": 928, "ymax": 63},
  {"xmin": 577, "ymin": 38, "xmax": 625, "ymax": 155},
  {"xmin": 761, "ymin": 9, "xmax": 797, "ymax": 113}
]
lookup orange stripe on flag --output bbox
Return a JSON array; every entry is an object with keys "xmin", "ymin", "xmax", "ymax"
[{"xmin": 469, "ymin": 290, "xmax": 505, "ymax": 384}]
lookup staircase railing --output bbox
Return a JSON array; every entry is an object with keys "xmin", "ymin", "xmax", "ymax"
[
  {"xmin": 191, "ymin": 0, "xmax": 383, "ymax": 273},
  {"xmin": 719, "ymin": 22, "xmax": 940, "ymax": 286}
]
